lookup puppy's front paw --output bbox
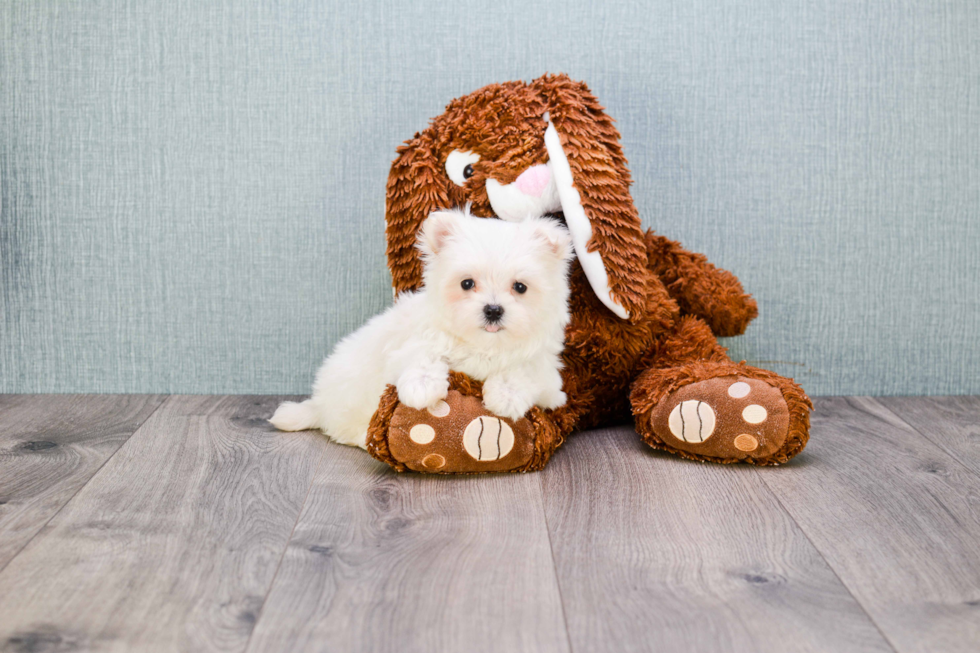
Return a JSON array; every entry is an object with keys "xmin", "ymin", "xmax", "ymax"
[
  {"xmin": 482, "ymin": 379, "xmax": 534, "ymax": 421},
  {"xmin": 539, "ymin": 390, "xmax": 567, "ymax": 411},
  {"xmin": 397, "ymin": 369, "xmax": 449, "ymax": 410}
]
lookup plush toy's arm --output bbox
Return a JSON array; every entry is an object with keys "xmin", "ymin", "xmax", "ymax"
[{"xmin": 644, "ymin": 230, "xmax": 758, "ymax": 337}]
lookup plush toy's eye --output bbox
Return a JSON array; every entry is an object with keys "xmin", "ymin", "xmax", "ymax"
[
  {"xmin": 461, "ymin": 278, "xmax": 475, "ymax": 290},
  {"xmin": 513, "ymin": 282, "xmax": 527, "ymax": 294},
  {"xmin": 445, "ymin": 150, "xmax": 481, "ymax": 186}
]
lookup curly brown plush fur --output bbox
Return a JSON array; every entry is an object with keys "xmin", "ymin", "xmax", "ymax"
[{"xmin": 371, "ymin": 74, "xmax": 810, "ymax": 471}]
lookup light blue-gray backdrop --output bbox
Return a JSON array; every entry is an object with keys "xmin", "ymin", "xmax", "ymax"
[{"xmin": 1, "ymin": 0, "xmax": 978, "ymax": 395}]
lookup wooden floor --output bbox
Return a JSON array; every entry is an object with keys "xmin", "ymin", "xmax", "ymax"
[{"xmin": 0, "ymin": 395, "xmax": 978, "ymax": 652}]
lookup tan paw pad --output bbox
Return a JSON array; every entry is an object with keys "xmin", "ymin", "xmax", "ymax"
[
  {"xmin": 463, "ymin": 416, "xmax": 515, "ymax": 461},
  {"xmin": 667, "ymin": 400, "xmax": 716, "ymax": 443}
]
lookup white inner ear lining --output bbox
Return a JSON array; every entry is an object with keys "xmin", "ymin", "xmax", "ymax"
[{"xmin": 543, "ymin": 121, "xmax": 629, "ymax": 320}]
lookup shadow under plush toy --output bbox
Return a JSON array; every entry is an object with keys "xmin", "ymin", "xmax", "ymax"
[{"xmin": 367, "ymin": 74, "xmax": 812, "ymax": 473}]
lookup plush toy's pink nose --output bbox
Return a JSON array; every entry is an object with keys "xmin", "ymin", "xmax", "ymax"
[{"xmin": 514, "ymin": 164, "xmax": 551, "ymax": 198}]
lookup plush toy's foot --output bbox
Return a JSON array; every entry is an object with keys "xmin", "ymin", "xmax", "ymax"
[
  {"xmin": 366, "ymin": 374, "xmax": 563, "ymax": 474},
  {"xmin": 631, "ymin": 363, "xmax": 812, "ymax": 465}
]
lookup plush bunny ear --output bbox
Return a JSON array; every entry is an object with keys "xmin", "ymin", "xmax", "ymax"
[
  {"xmin": 386, "ymin": 131, "xmax": 451, "ymax": 294},
  {"xmin": 535, "ymin": 75, "xmax": 649, "ymax": 321}
]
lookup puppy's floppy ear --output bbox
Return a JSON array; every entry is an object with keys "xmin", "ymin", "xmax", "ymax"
[
  {"xmin": 535, "ymin": 74, "xmax": 649, "ymax": 321},
  {"xmin": 527, "ymin": 218, "xmax": 574, "ymax": 263},
  {"xmin": 386, "ymin": 130, "xmax": 451, "ymax": 293},
  {"xmin": 418, "ymin": 209, "xmax": 460, "ymax": 257}
]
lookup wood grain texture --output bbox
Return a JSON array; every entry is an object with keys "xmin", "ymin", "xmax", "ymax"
[
  {"xmin": 3, "ymin": 395, "xmax": 979, "ymax": 653},
  {"xmin": 0, "ymin": 394, "xmax": 165, "ymax": 571},
  {"xmin": 246, "ymin": 445, "xmax": 570, "ymax": 653},
  {"xmin": 877, "ymin": 396, "xmax": 980, "ymax": 476},
  {"xmin": 540, "ymin": 426, "xmax": 893, "ymax": 653},
  {"xmin": 0, "ymin": 395, "xmax": 325, "ymax": 653},
  {"xmin": 760, "ymin": 397, "xmax": 980, "ymax": 653}
]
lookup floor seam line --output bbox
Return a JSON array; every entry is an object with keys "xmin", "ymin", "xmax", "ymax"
[
  {"xmin": 539, "ymin": 467, "xmax": 576, "ymax": 653},
  {"xmin": 869, "ymin": 397, "xmax": 980, "ymax": 480},
  {"xmin": 242, "ymin": 445, "xmax": 327, "ymax": 653},
  {"xmin": 756, "ymin": 464, "xmax": 901, "ymax": 653},
  {"xmin": 0, "ymin": 394, "xmax": 172, "ymax": 577}
]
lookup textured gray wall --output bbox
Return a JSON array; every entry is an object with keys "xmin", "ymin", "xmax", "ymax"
[{"xmin": 1, "ymin": 0, "xmax": 978, "ymax": 395}]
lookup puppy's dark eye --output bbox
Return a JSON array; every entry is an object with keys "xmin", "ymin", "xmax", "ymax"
[
  {"xmin": 463, "ymin": 164, "xmax": 475, "ymax": 179},
  {"xmin": 461, "ymin": 279, "xmax": 475, "ymax": 290},
  {"xmin": 513, "ymin": 282, "xmax": 527, "ymax": 294}
]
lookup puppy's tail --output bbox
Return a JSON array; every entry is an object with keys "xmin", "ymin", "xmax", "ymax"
[{"xmin": 269, "ymin": 399, "xmax": 320, "ymax": 432}]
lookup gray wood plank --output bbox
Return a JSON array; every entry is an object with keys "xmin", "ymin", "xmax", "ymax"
[
  {"xmin": 541, "ymin": 426, "xmax": 893, "ymax": 653},
  {"xmin": 0, "ymin": 394, "xmax": 166, "ymax": 571},
  {"xmin": 877, "ymin": 396, "xmax": 980, "ymax": 476},
  {"xmin": 759, "ymin": 397, "xmax": 980, "ymax": 653},
  {"xmin": 0, "ymin": 395, "xmax": 325, "ymax": 653},
  {"xmin": 245, "ymin": 444, "xmax": 570, "ymax": 653}
]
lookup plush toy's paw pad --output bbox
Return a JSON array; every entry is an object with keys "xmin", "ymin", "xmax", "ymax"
[
  {"xmin": 651, "ymin": 376, "xmax": 790, "ymax": 459},
  {"xmin": 386, "ymin": 390, "xmax": 537, "ymax": 473}
]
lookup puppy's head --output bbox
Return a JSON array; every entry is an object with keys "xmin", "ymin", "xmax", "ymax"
[
  {"xmin": 418, "ymin": 209, "xmax": 573, "ymax": 346},
  {"xmin": 387, "ymin": 74, "xmax": 648, "ymax": 322}
]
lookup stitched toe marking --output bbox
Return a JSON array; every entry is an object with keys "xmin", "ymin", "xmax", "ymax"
[
  {"xmin": 668, "ymin": 400, "xmax": 716, "ymax": 443},
  {"xmin": 463, "ymin": 416, "xmax": 515, "ymax": 461}
]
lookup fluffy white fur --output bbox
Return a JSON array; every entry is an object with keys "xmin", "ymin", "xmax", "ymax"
[{"xmin": 270, "ymin": 208, "xmax": 573, "ymax": 449}]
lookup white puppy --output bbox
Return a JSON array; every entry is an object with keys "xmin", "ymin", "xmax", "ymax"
[{"xmin": 270, "ymin": 208, "xmax": 573, "ymax": 449}]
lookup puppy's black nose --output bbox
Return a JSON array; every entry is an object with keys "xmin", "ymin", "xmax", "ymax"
[{"xmin": 483, "ymin": 304, "xmax": 504, "ymax": 323}]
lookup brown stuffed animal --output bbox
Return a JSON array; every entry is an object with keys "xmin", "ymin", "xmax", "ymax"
[{"xmin": 367, "ymin": 74, "xmax": 811, "ymax": 473}]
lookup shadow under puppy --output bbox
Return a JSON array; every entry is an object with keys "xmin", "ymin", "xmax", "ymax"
[{"xmin": 271, "ymin": 208, "xmax": 573, "ymax": 449}]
